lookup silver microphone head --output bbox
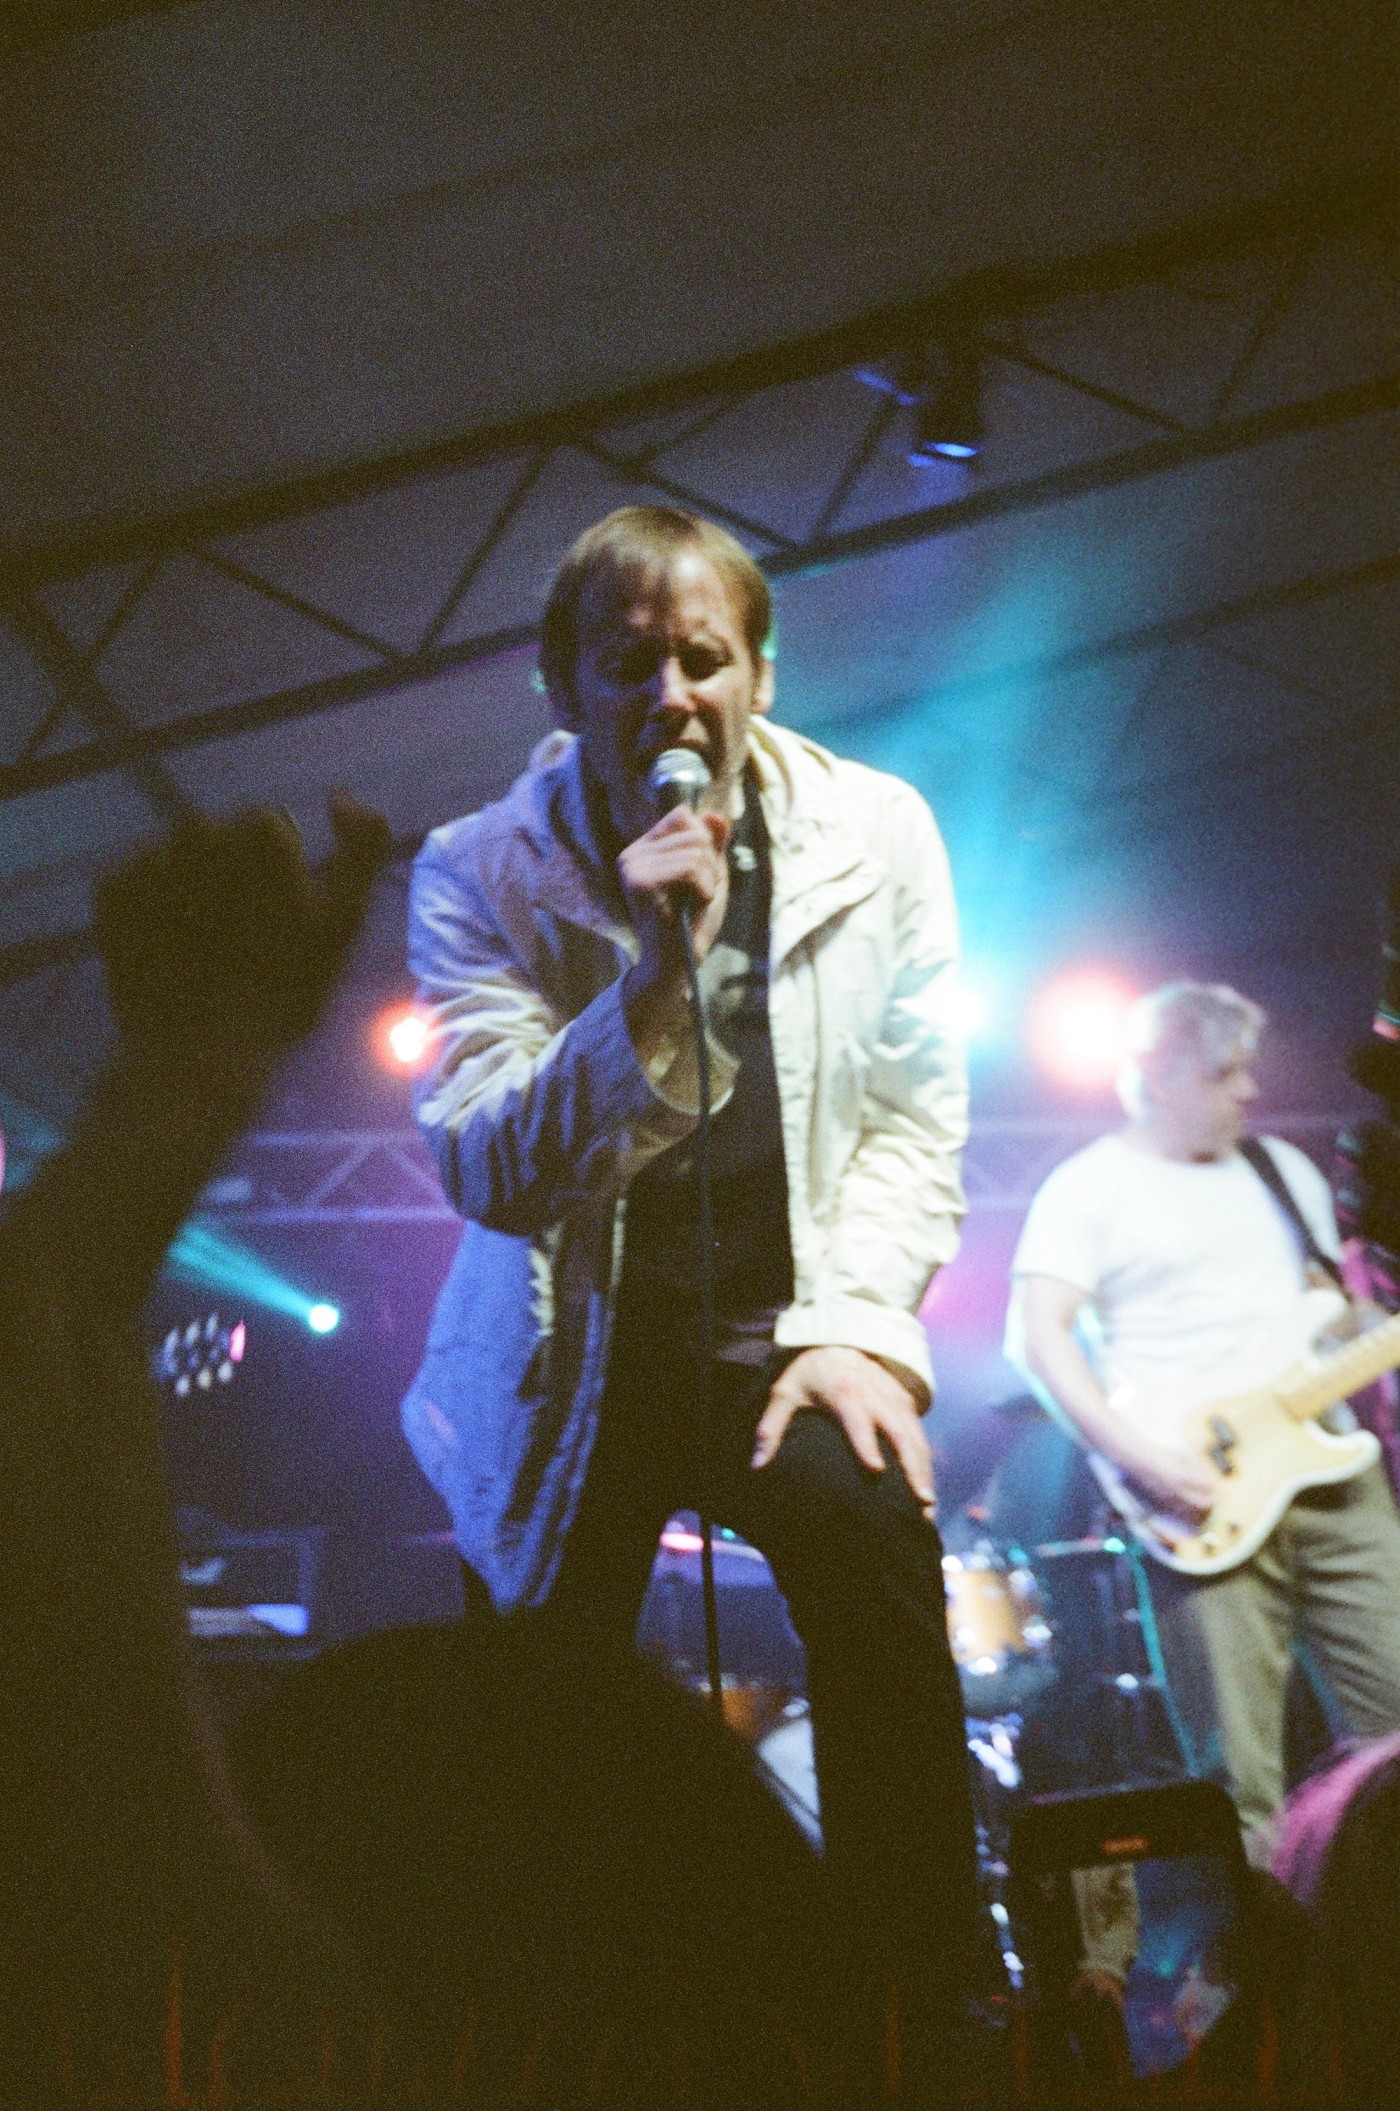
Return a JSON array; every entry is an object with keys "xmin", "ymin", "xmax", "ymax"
[{"xmin": 646, "ymin": 747, "xmax": 712, "ymax": 814}]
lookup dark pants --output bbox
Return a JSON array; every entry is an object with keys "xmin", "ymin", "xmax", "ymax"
[{"xmin": 486, "ymin": 1286, "xmax": 982, "ymax": 2027}]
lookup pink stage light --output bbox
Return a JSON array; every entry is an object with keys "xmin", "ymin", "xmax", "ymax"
[
  {"xmin": 1031, "ymin": 973, "xmax": 1137, "ymax": 1087},
  {"xmin": 376, "ymin": 1004, "xmax": 434, "ymax": 1072}
]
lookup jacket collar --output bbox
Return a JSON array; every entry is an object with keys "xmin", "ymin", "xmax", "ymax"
[
  {"xmin": 515, "ymin": 722, "xmax": 886, "ymax": 962},
  {"xmin": 749, "ymin": 721, "xmax": 886, "ymax": 966},
  {"xmin": 512, "ymin": 732, "xmax": 634, "ymax": 951}
]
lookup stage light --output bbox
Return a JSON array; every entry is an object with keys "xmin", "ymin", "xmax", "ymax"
[
  {"xmin": 377, "ymin": 1003, "xmax": 433, "ymax": 1072},
  {"xmin": 951, "ymin": 976, "xmax": 991, "ymax": 1042},
  {"xmin": 154, "ymin": 1310, "xmax": 247, "ymax": 1397},
  {"xmin": 907, "ymin": 349, "xmax": 984, "ymax": 466},
  {"xmin": 166, "ymin": 1220, "xmax": 343, "ymax": 1336},
  {"xmin": 387, "ymin": 1012, "xmax": 429, "ymax": 1066},
  {"xmin": 1031, "ymin": 973, "xmax": 1137, "ymax": 1087},
  {"xmin": 307, "ymin": 1303, "xmax": 340, "ymax": 1335},
  {"xmin": 853, "ymin": 345, "xmax": 985, "ymax": 464}
]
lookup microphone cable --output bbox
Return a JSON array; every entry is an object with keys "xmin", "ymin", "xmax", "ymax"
[
  {"xmin": 647, "ymin": 748, "xmax": 725, "ymax": 1720},
  {"xmin": 677, "ymin": 900, "xmax": 725, "ymax": 1720}
]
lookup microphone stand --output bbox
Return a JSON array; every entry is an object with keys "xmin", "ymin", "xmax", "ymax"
[{"xmin": 677, "ymin": 899, "xmax": 725, "ymax": 1721}]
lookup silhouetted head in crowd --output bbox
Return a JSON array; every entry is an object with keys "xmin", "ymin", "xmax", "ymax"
[
  {"xmin": 1273, "ymin": 1733, "xmax": 1400, "ymax": 2097},
  {"xmin": 229, "ymin": 1618, "xmax": 841, "ymax": 2107}
]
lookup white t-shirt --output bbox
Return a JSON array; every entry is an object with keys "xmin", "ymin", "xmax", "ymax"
[{"xmin": 1007, "ymin": 1132, "xmax": 1341, "ymax": 1393}]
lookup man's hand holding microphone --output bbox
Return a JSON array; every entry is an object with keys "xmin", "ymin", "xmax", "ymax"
[{"xmin": 620, "ymin": 749, "xmax": 731, "ymax": 1066}]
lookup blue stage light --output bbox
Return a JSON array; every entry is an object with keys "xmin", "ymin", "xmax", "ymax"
[
  {"xmin": 854, "ymin": 348, "xmax": 985, "ymax": 462},
  {"xmin": 165, "ymin": 1219, "xmax": 342, "ymax": 1336},
  {"xmin": 907, "ymin": 350, "xmax": 985, "ymax": 467}
]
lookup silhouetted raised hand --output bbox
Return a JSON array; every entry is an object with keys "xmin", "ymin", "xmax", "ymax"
[{"xmin": 93, "ymin": 794, "xmax": 393, "ymax": 1060}]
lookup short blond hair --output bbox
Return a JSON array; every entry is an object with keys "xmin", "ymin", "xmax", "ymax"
[
  {"xmin": 538, "ymin": 506, "xmax": 772, "ymax": 714},
  {"xmin": 1118, "ymin": 981, "xmax": 1265, "ymax": 1117}
]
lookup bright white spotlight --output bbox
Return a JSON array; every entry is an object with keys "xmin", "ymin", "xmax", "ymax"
[
  {"xmin": 951, "ymin": 978, "xmax": 990, "ymax": 1042},
  {"xmin": 1031, "ymin": 973, "xmax": 1137, "ymax": 1087},
  {"xmin": 307, "ymin": 1303, "xmax": 341, "ymax": 1335},
  {"xmin": 378, "ymin": 1005, "xmax": 433, "ymax": 1072}
]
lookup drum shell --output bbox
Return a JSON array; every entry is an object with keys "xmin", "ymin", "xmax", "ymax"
[{"xmin": 943, "ymin": 1548, "xmax": 1056, "ymax": 1718}]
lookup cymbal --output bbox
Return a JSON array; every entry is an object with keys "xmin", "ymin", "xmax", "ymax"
[{"xmin": 1033, "ymin": 1534, "xmax": 1127, "ymax": 1559}]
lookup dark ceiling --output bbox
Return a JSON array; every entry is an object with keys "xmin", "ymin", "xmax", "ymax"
[
  {"xmin": 2, "ymin": 0, "xmax": 196, "ymax": 53},
  {"xmin": 0, "ymin": 0, "xmax": 1394, "ymax": 1147}
]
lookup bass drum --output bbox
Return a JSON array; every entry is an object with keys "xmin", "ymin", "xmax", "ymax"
[{"xmin": 943, "ymin": 1540, "xmax": 1056, "ymax": 1719}]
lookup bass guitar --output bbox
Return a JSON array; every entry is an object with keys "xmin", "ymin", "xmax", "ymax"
[{"xmin": 1091, "ymin": 1287, "xmax": 1400, "ymax": 1576}]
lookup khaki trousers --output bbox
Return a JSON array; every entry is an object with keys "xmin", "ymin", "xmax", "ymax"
[{"xmin": 1148, "ymin": 1465, "xmax": 1400, "ymax": 1854}]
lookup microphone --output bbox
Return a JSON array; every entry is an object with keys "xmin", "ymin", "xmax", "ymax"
[
  {"xmin": 1349, "ymin": 865, "xmax": 1400, "ymax": 1113},
  {"xmin": 646, "ymin": 747, "xmax": 712, "ymax": 815},
  {"xmin": 1373, "ymin": 864, "xmax": 1400, "ymax": 1042},
  {"xmin": 1337, "ymin": 865, "xmax": 1400, "ymax": 1257}
]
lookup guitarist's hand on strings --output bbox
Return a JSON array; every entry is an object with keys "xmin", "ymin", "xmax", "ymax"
[
  {"xmin": 1015, "ymin": 1274, "xmax": 1220, "ymax": 1529},
  {"xmin": 1116, "ymin": 1435, "xmax": 1221, "ymax": 1528}
]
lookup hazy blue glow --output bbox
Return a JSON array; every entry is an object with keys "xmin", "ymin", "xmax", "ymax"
[
  {"xmin": 307, "ymin": 1302, "xmax": 341, "ymax": 1334},
  {"xmin": 809, "ymin": 545, "xmax": 1122, "ymax": 998},
  {"xmin": 0, "ymin": 1086, "xmax": 63, "ymax": 1195}
]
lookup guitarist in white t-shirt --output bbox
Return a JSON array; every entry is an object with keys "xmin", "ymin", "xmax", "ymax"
[{"xmin": 1006, "ymin": 980, "xmax": 1400, "ymax": 1858}]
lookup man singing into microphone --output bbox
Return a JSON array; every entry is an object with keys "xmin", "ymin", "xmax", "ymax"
[{"xmin": 401, "ymin": 506, "xmax": 977, "ymax": 2040}]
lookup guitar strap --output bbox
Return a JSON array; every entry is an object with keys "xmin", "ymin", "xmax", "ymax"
[{"xmin": 1239, "ymin": 1135, "xmax": 1345, "ymax": 1290}]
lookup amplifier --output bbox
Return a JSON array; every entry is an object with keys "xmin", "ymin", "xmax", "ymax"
[{"xmin": 177, "ymin": 1509, "xmax": 321, "ymax": 1652}]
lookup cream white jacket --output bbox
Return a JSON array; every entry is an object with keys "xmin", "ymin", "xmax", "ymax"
[{"xmin": 401, "ymin": 718, "xmax": 967, "ymax": 1608}]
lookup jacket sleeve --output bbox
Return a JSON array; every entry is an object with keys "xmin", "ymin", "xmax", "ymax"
[
  {"xmin": 408, "ymin": 833, "xmax": 736, "ymax": 1235},
  {"xmin": 777, "ymin": 788, "xmax": 967, "ymax": 1401}
]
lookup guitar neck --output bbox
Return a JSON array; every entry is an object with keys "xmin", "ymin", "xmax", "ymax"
[{"xmin": 1282, "ymin": 1311, "xmax": 1400, "ymax": 1423}]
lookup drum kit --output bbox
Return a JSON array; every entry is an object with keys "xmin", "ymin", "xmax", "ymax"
[
  {"xmin": 940, "ymin": 1529, "xmax": 1184, "ymax": 1986},
  {"xmin": 644, "ymin": 1513, "xmax": 1186, "ymax": 1958},
  {"xmin": 940, "ymin": 1541, "xmax": 1056, "ymax": 1721},
  {"xmin": 943, "ymin": 1528, "xmax": 1180, "ymax": 1768}
]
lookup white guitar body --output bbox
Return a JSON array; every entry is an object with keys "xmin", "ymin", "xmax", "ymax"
[{"xmin": 1093, "ymin": 1287, "xmax": 1394, "ymax": 1577}]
